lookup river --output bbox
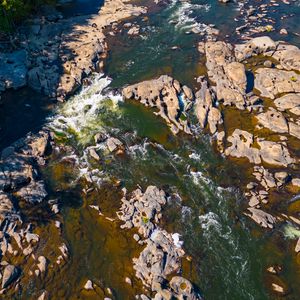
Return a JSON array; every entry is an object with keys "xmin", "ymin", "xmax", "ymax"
[{"xmin": 1, "ymin": 0, "xmax": 300, "ymax": 299}]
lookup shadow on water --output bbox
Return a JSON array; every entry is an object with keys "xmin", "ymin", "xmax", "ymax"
[
  {"xmin": 0, "ymin": 87, "xmax": 53, "ymax": 151},
  {"xmin": 56, "ymin": 0, "xmax": 104, "ymax": 18}
]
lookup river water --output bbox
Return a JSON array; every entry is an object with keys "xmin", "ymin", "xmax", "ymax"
[{"xmin": 2, "ymin": 0, "xmax": 300, "ymax": 299}]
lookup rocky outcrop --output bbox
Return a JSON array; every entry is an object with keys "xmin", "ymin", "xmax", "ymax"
[
  {"xmin": 123, "ymin": 76, "xmax": 193, "ymax": 134},
  {"xmin": 245, "ymin": 207, "xmax": 276, "ymax": 229},
  {"xmin": 203, "ymin": 41, "xmax": 247, "ymax": 109},
  {"xmin": 235, "ymin": 36, "xmax": 277, "ymax": 61},
  {"xmin": 254, "ymin": 68, "xmax": 300, "ymax": 99},
  {"xmin": 256, "ymin": 108, "xmax": 288, "ymax": 134},
  {"xmin": 274, "ymin": 94, "xmax": 300, "ymax": 116},
  {"xmin": 1, "ymin": 0, "xmax": 148, "ymax": 99},
  {"xmin": 0, "ymin": 130, "xmax": 65, "ymax": 294},
  {"xmin": 225, "ymin": 129, "xmax": 294, "ymax": 167},
  {"xmin": 117, "ymin": 186, "xmax": 201, "ymax": 300},
  {"xmin": 194, "ymin": 78, "xmax": 223, "ymax": 135}
]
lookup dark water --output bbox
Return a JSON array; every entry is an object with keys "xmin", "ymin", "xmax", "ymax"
[
  {"xmin": 0, "ymin": 87, "xmax": 53, "ymax": 151},
  {"xmin": 56, "ymin": 0, "xmax": 104, "ymax": 18}
]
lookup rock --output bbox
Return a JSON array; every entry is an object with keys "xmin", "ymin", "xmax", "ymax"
[
  {"xmin": 295, "ymin": 238, "xmax": 300, "ymax": 253},
  {"xmin": 1, "ymin": 264, "xmax": 19, "ymax": 288},
  {"xmin": 289, "ymin": 122, "xmax": 300, "ymax": 139},
  {"xmin": 128, "ymin": 26, "xmax": 140, "ymax": 35},
  {"xmin": 292, "ymin": 178, "xmax": 300, "ymax": 187},
  {"xmin": 106, "ymin": 137, "xmax": 123, "ymax": 152},
  {"xmin": 204, "ymin": 41, "xmax": 246, "ymax": 109},
  {"xmin": 169, "ymin": 276, "xmax": 201, "ymax": 300},
  {"xmin": 257, "ymin": 139, "xmax": 294, "ymax": 167},
  {"xmin": 0, "ymin": 192, "xmax": 15, "ymax": 224},
  {"xmin": 272, "ymin": 283, "xmax": 285, "ymax": 294},
  {"xmin": 123, "ymin": 76, "xmax": 192, "ymax": 134},
  {"xmin": 118, "ymin": 186, "xmax": 199, "ymax": 298},
  {"xmin": 256, "ymin": 108, "xmax": 288, "ymax": 133},
  {"xmin": 133, "ymin": 229, "xmax": 184, "ymax": 289},
  {"xmin": 254, "ymin": 68, "xmax": 300, "ymax": 99},
  {"xmin": 125, "ymin": 277, "xmax": 132, "ymax": 285},
  {"xmin": 224, "ymin": 62, "xmax": 247, "ymax": 91},
  {"xmin": 117, "ymin": 186, "xmax": 166, "ymax": 238},
  {"xmin": 235, "ymin": 36, "xmax": 277, "ymax": 61},
  {"xmin": 24, "ymin": 0, "xmax": 147, "ymax": 99},
  {"xmin": 207, "ymin": 107, "xmax": 223, "ymax": 134},
  {"xmin": 225, "ymin": 129, "xmax": 261, "ymax": 164},
  {"xmin": 16, "ymin": 180, "xmax": 48, "ymax": 203},
  {"xmin": 194, "ymin": 80, "xmax": 213, "ymax": 128},
  {"xmin": 28, "ymin": 132, "xmax": 49, "ymax": 157},
  {"xmin": 89, "ymin": 148, "xmax": 100, "ymax": 161},
  {"xmin": 37, "ymin": 256, "xmax": 47, "ymax": 273},
  {"xmin": 249, "ymin": 195, "xmax": 260, "ymax": 207},
  {"xmin": 133, "ymin": 234, "xmax": 140, "ymax": 242},
  {"xmin": 37, "ymin": 291, "xmax": 48, "ymax": 300},
  {"xmin": 274, "ymin": 93, "xmax": 300, "ymax": 115},
  {"xmin": 272, "ymin": 43, "xmax": 300, "ymax": 72},
  {"xmin": 274, "ymin": 172, "xmax": 289, "ymax": 184},
  {"xmin": 84, "ymin": 280, "xmax": 93, "ymax": 290},
  {"xmin": 245, "ymin": 207, "xmax": 276, "ymax": 228},
  {"xmin": 280, "ymin": 28, "xmax": 288, "ymax": 35},
  {"xmin": 182, "ymin": 85, "xmax": 193, "ymax": 100}
]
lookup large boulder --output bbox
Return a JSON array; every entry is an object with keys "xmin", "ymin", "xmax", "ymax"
[
  {"xmin": 256, "ymin": 108, "xmax": 288, "ymax": 133},
  {"xmin": 204, "ymin": 41, "xmax": 246, "ymax": 109},
  {"xmin": 272, "ymin": 44, "xmax": 300, "ymax": 72},
  {"xmin": 274, "ymin": 93, "xmax": 300, "ymax": 115},
  {"xmin": 254, "ymin": 68, "xmax": 300, "ymax": 99},
  {"xmin": 235, "ymin": 36, "xmax": 277, "ymax": 61}
]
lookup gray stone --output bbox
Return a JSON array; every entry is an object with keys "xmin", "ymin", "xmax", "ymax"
[{"xmin": 1, "ymin": 264, "xmax": 19, "ymax": 288}]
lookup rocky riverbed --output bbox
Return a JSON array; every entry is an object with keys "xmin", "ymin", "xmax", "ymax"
[{"xmin": 1, "ymin": 0, "xmax": 300, "ymax": 299}]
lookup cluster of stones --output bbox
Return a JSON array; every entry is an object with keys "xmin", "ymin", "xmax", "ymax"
[
  {"xmin": 232, "ymin": 0, "xmax": 294, "ymax": 39},
  {"xmin": 0, "ymin": 131, "xmax": 68, "ymax": 297},
  {"xmin": 196, "ymin": 36, "xmax": 300, "ymax": 234},
  {"xmin": 0, "ymin": 0, "xmax": 148, "ymax": 100},
  {"xmin": 122, "ymin": 36, "xmax": 300, "ymax": 273},
  {"xmin": 117, "ymin": 186, "xmax": 201, "ymax": 300},
  {"xmin": 123, "ymin": 75, "xmax": 194, "ymax": 135}
]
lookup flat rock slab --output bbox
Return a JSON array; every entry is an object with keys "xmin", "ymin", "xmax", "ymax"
[{"xmin": 254, "ymin": 68, "xmax": 300, "ymax": 99}]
